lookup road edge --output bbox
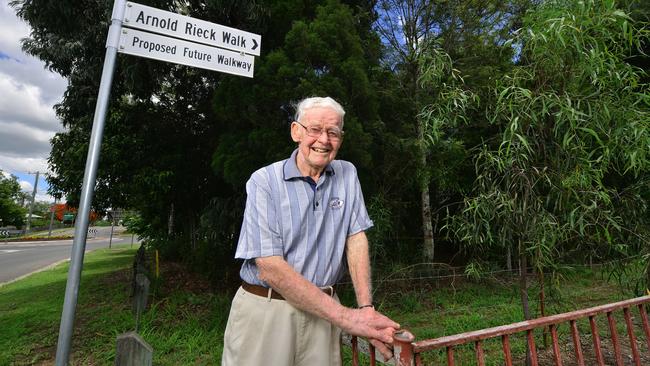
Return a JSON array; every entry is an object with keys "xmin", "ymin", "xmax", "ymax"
[{"xmin": 0, "ymin": 258, "xmax": 71, "ymax": 288}]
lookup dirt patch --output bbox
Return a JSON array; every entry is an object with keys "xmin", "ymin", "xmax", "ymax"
[{"xmin": 156, "ymin": 261, "xmax": 213, "ymax": 295}]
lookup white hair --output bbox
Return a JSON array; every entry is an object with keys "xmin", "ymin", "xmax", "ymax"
[{"xmin": 294, "ymin": 97, "xmax": 345, "ymax": 127}]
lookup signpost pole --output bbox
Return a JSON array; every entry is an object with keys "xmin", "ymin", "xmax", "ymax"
[{"xmin": 54, "ymin": 0, "xmax": 126, "ymax": 364}]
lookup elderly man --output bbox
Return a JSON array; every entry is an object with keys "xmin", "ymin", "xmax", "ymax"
[{"xmin": 221, "ymin": 97, "xmax": 399, "ymax": 366}]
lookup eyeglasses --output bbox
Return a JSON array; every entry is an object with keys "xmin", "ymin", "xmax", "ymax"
[{"xmin": 295, "ymin": 121, "xmax": 344, "ymax": 141}]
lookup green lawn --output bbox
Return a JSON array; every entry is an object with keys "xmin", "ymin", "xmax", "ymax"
[
  {"xmin": 0, "ymin": 247, "xmax": 231, "ymax": 365},
  {"xmin": 0, "ymin": 248, "xmax": 641, "ymax": 365}
]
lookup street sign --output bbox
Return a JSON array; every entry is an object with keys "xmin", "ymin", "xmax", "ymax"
[
  {"xmin": 124, "ymin": 1, "xmax": 261, "ymax": 56},
  {"xmin": 0, "ymin": 228, "xmax": 21, "ymax": 236},
  {"xmin": 56, "ymin": 1, "xmax": 262, "ymax": 363},
  {"xmin": 119, "ymin": 28, "xmax": 255, "ymax": 78}
]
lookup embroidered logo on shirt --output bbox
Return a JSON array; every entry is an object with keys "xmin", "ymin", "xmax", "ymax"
[{"xmin": 329, "ymin": 198, "xmax": 344, "ymax": 209}]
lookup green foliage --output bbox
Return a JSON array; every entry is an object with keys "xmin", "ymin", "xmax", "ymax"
[
  {"xmin": 449, "ymin": 0, "xmax": 650, "ymax": 279},
  {"xmin": 206, "ymin": 0, "xmax": 383, "ymax": 276},
  {"xmin": 0, "ymin": 171, "xmax": 26, "ymax": 228},
  {"xmin": 366, "ymin": 193, "xmax": 394, "ymax": 262},
  {"xmin": 418, "ymin": 46, "xmax": 477, "ymax": 146},
  {"xmin": 372, "ymin": 0, "xmax": 532, "ymax": 262},
  {"xmin": 14, "ymin": 0, "xmax": 650, "ymax": 292},
  {"xmin": 418, "ymin": 44, "xmax": 479, "ymax": 199},
  {"xmin": 122, "ymin": 212, "xmax": 146, "ymax": 234}
]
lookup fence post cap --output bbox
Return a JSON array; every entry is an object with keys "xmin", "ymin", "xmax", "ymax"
[{"xmin": 394, "ymin": 330, "xmax": 415, "ymax": 342}]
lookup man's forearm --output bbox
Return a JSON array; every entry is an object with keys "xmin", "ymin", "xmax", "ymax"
[
  {"xmin": 256, "ymin": 256, "xmax": 345, "ymax": 322},
  {"xmin": 346, "ymin": 231, "xmax": 372, "ymax": 307},
  {"xmin": 255, "ymin": 255, "xmax": 398, "ymax": 343}
]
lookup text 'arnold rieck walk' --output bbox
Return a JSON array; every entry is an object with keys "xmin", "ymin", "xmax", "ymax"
[{"xmin": 135, "ymin": 11, "xmax": 249, "ymax": 48}]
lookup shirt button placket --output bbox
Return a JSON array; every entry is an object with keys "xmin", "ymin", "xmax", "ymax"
[{"xmin": 314, "ymin": 186, "xmax": 322, "ymax": 211}]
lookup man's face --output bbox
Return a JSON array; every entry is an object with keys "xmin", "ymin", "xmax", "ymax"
[{"xmin": 291, "ymin": 107, "xmax": 343, "ymax": 176}]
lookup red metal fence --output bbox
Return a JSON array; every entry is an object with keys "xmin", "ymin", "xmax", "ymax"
[{"xmin": 347, "ymin": 295, "xmax": 650, "ymax": 366}]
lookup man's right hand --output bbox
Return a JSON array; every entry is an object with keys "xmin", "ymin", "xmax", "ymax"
[
  {"xmin": 369, "ymin": 338, "xmax": 395, "ymax": 361},
  {"xmin": 341, "ymin": 307, "xmax": 399, "ymax": 360},
  {"xmin": 341, "ymin": 306, "xmax": 399, "ymax": 343}
]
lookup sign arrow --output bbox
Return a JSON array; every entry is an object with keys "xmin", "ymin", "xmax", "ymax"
[{"xmin": 124, "ymin": 1, "xmax": 261, "ymax": 56}]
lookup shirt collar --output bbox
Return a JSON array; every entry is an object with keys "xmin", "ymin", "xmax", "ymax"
[{"xmin": 283, "ymin": 148, "xmax": 335, "ymax": 181}]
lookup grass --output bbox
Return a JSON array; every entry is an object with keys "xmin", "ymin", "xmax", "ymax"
[
  {"xmin": 23, "ymin": 228, "xmax": 72, "ymax": 238},
  {"xmin": 341, "ymin": 267, "xmax": 640, "ymax": 365},
  {"xmin": 0, "ymin": 246, "xmax": 231, "ymax": 365},
  {"xmin": 0, "ymin": 249, "xmax": 643, "ymax": 365}
]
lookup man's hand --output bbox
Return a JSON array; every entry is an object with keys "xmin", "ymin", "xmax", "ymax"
[
  {"xmin": 342, "ymin": 307, "xmax": 398, "ymax": 360},
  {"xmin": 340, "ymin": 306, "xmax": 399, "ymax": 342},
  {"xmin": 257, "ymin": 255, "xmax": 400, "ymax": 360},
  {"xmin": 368, "ymin": 338, "xmax": 394, "ymax": 361}
]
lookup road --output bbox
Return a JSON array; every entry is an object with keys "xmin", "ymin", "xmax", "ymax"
[{"xmin": 0, "ymin": 226, "xmax": 139, "ymax": 285}]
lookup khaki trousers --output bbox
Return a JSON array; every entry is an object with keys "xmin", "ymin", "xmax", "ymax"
[{"xmin": 221, "ymin": 286, "xmax": 342, "ymax": 366}]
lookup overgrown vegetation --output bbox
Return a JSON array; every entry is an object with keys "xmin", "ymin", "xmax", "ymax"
[
  {"xmin": 9, "ymin": 0, "xmax": 650, "ymax": 305},
  {"xmin": 0, "ymin": 170, "xmax": 26, "ymax": 228},
  {"xmin": 0, "ymin": 247, "xmax": 642, "ymax": 365}
]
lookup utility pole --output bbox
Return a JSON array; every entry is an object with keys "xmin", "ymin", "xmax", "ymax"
[
  {"xmin": 25, "ymin": 171, "xmax": 40, "ymax": 233},
  {"xmin": 48, "ymin": 197, "xmax": 59, "ymax": 238}
]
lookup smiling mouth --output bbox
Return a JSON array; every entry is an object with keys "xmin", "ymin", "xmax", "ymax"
[{"xmin": 311, "ymin": 147, "xmax": 330, "ymax": 153}]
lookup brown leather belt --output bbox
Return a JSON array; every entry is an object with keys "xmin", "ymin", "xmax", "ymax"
[{"xmin": 242, "ymin": 282, "xmax": 336, "ymax": 300}]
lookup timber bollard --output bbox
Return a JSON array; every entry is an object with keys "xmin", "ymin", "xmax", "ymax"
[
  {"xmin": 133, "ymin": 273, "xmax": 150, "ymax": 332},
  {"xmin": 115, "ymin": 331, "xmax": 152, "ymax": 366}
]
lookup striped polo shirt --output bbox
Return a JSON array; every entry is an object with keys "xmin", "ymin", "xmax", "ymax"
[{"xmin": 236, "ymin": 149, "xmax": 374, "ymax": 287}]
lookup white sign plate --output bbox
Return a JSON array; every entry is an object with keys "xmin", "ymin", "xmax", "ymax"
[
  {"xmin": 124, "ymin": 1, "xmax": 261, "ymax": 56},
  {"xmin": 119, "ymin": 28, "xmax": 255, "ymax": 78}
]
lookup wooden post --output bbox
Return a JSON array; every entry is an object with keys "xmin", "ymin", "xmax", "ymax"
[{"xmin": 115, "ymin": 331, "xmax": 152, "ymax": 366}]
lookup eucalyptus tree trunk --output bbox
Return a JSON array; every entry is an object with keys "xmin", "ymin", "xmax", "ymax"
[
  {"xmin": 419, "ymin": 124, "xmax": 435, "ymax": 261},
  {"xmin": 414, "ymin": 56, "xmax": 433, "ymax": 262},
  {"xmin": 375, "ymin": 0, "xmax": 438, "ymax": 262}
]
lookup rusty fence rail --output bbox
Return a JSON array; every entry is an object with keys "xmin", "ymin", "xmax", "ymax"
[{"xmin": 347, "ymin": 295, "xmax": 650, "ymax": 366}]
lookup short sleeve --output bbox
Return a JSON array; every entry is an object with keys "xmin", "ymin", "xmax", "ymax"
[
  {"xmin": 347, "ymin": 164, "xmax": 374, "ymax": 236},
  {"xmin": 234, "ymin": 172, "xmax": 284, "ymax": 259}
]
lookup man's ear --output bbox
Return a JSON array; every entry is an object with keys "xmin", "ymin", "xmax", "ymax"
[{"xmin": 290, "ymin": 121, "xmax": 302, "ymax": 143}]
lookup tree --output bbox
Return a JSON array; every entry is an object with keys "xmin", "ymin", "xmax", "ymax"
[
  {"xmin": 373, "ymin": 0, "xmax": 530, "ymax": 261},
  {"xmin": 448, "ymin": 0, "xmax": 650, "ymax": 331},
  {"xmin": 0, "ymin": 171, "xmax": 26, "ymax": 228},
  {"xmin": 12, "ymin": 0, "xmax": 387, "ymax": 283},
  {"xmin": 205, "ymin": 0, "xmax": 385, "ymax": 281}
]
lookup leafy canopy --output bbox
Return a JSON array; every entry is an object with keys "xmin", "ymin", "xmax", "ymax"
[{"xmin": 0, "ymin": 171, "xmax": 26, "ymax": 228}]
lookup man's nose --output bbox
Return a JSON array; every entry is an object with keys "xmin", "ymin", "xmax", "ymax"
[{"xmin": 317, "ymin": 130, "xmax": 330, "ymax": 143}]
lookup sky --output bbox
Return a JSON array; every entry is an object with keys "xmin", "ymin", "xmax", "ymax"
[{"xmin": 0, "ymin": 0, "xmax": 68, "ymax": 203}]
